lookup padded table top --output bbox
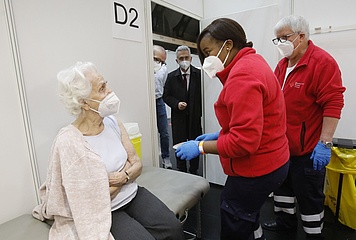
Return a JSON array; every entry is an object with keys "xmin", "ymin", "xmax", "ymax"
[
  {"xmin": 0, "ymin": 214, "xmax": 50, "ymax": 240},
  {"xmin": 0, "ymin": 166, "xmax": 210, "ymax": 240},
  {"xmin": 136, "ymin": 166, "xmax": 210, "ymax": 219}
]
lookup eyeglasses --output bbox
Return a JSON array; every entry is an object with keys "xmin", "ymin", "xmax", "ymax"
[
  {"xmin": 154, "ymin": 57, "xmax": 166, "ymax": 65},
  {"xmin": 272, "ymin": 32, "xmax": 298, "ymax": 45}
]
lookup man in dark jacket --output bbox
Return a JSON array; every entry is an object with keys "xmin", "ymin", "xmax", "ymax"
[{"xmin": 163, "ymin": 45, "xmax": 202, "ymax": 174}]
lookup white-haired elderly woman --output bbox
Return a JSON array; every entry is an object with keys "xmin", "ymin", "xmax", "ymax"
[{"xmin": 32, "ymin": 62, "xmax": 185, "ymax": 240}]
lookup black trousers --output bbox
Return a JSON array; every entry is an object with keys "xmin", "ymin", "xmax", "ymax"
[
  {"xmin": 220, "ymin": 162, "xmax": 289, "ymax": 240},
  {"xmin": 176, "ymin": 155, "xmax": 199, "ymax": 174},
  {"xmin": 274, "ymin": 154, "xmax": 326, "ymax": 239}
]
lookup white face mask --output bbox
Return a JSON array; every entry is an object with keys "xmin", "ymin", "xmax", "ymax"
[
  {"xmin": 88, "ymin": 92, "xmax": 121, "ymax": 117},
  {"xmin": 153, "ymin": 61, "xmax": 162, "ymax": 73},
  {"xmin": 202, "ymin": 40, "xmax": 230, "ymax": 79},
  {"xmin": 179, "ymin": 60, "xmax": 191, "ymax": 71},
  {"xmin": 276, "ymin": 35, "xmax": 299, "ymax": 58}
]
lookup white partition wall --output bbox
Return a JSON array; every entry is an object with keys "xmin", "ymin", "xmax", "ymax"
[
  {"xmin": 9, "ymin": 0, "xmax": 158, "ymax": 183},
  {"xmin": 0, "ymin": 1, "xmax": 38, "ymax": 224}
]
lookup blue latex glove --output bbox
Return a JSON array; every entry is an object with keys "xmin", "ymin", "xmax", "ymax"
[
  {"xmin": 176, "ymin": 140, "xmax": 200, "ymax": 160},
  {"xmin": 310, "ymin": 142, "xmax": 331, "ymax": 170},
  {"xmin": 195, "ymin": 131, "xmax": 219, "ymax": 141}
]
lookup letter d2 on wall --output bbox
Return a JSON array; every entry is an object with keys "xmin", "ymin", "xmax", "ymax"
[{"xmin": 111, "ymin": 0, "xmax": 143, "ymax": 42}]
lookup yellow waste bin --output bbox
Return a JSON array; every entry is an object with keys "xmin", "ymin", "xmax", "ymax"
[
  {"xmin": 124, "ymin": 123, "xmax": 142, "ymax": 160},
  {"xmin": 324, "ymin": 142, "xmax": 356, "ymax": 230}
]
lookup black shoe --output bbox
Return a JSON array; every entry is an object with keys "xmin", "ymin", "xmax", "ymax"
[
  {"xmin": 262, "ymin": 220, "xmax": 297, "ymax": 232},
  {"xmin": 162, "ymin": 164, "xmax": 172, "ymax": 170}
]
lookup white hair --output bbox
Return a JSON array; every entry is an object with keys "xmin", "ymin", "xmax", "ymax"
[
  {"xmin": 175, "ymin": 45, "xmax": 191, "ymax": 58},
  {"xmin": 274, "ymin": 15, "xmax": 310, "ymax": 40},
  {"xmin": 57, "ymin": 62, "xmax": 97, "ymax": 116}
]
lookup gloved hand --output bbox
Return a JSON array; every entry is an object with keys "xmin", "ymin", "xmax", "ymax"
[
  {"xmin": 310, "ymin": 142, "xmax": 331, "ymax": 170},
  {"xmin": 195, "ymin": 131, "xmax": 219, "ymax": 141},
  {"xmin": 176, "ymin": 140, "xmax": 200, "ymax": 160}
]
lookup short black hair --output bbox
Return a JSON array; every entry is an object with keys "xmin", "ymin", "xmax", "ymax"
[{"xmin": 197, "ymin": 18, "xmax": 253, "ymax": 64}]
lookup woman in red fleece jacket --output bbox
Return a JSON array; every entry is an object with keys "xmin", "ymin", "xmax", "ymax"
[{"xmin": 176, "ymin": 18, "xmax": 290, "ymax": 240}]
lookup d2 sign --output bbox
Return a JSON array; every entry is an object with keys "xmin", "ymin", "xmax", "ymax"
[{"xmin": 111, "ymin": 0, "xmax": 143, "ymax": 42}]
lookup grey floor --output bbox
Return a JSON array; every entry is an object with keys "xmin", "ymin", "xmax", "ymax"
[
  {"xmin": 160, "ymin": 120, "xmax": 356, "ymax": 239},
  {"xmin": 181, "ymin": 183, "xmax": 356, "ymax": 240}
]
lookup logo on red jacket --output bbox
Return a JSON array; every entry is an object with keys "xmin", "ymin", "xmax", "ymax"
[{"xmin": 291, "ymin": 82, "xmax": 304, "ymax": 88}]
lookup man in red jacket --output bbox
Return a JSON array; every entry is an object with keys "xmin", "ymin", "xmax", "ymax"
[{"xmin": 262, "ymin": 15, "xmax": 345, "ymax": 240}]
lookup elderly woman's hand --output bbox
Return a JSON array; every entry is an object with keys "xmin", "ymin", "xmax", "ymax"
[
  {"xmin": 110, "ymin": 186, "xmax": 122, "ymax": 200},
  {"xmin": 108, "ymin": 171, "xmax": 128, "ymax": 187}
]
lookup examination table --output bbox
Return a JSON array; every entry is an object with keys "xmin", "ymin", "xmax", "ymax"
[{"xmin": 0, "ymin": 166, "xmax": 210, "ymax": 240}]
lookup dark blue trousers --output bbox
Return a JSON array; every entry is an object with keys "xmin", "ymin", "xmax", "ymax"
[
  {"xmin": 156, "ymin": 98, "xmax": 170, "ymax": 159},
  {"xmin": 220, "ymin": 162, "xmax": 289, "ymax": 240},
  {"xmin": 274, "ymin": 154, "xmax": 326, "ymax": 239}
]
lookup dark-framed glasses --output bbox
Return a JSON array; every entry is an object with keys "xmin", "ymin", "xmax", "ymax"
[
  {"xmin": 272, "ymin": 32, "xmax": 297, "ymax": 45},
  {"xmin": 154, "ymin": 57, "xmax": 166, "ymax": 65}
]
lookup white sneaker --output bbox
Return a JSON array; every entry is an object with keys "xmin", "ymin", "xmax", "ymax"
[{"xmin": 163, "ymin": 158, "xmax": 172, "ymax": 169}]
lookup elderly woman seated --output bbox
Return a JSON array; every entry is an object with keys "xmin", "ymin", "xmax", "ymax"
[{"xmin": 32, "ymin": 62, "xmax": 185, "ymax": 240}]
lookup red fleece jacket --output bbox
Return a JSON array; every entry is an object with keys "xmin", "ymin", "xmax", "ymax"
[
  {"xmin": 215, "ymin": 47, "xmax": 289, "ymax": 177},
  {"xmin": 274, "ymin": 41, "xmax": 345, "ymax": 156}
]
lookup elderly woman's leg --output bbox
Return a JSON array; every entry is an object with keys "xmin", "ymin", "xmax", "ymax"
[
  {"xmin": 111, "ymin": 209, "xmax": 155, "ymax": 240},
  {"xmin": 121, "ymin": 186, "xmax": 185, "ymax": 240}
]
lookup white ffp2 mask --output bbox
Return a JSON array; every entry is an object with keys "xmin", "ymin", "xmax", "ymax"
[
  {"xmin": 179, "ymin": 60, "xmax": 191, "ymax": 71},
  {"xmin": 276, "ymin": 41, "xmax": 294, "ymax": 58},
  {"xmin": 276, "ymin": 35, "xmax": 300, "ymax": 58},
  {"xmin": 202, "ymin": 40, "xmax": 230, "ymax": 79},
  {"xmin": 88, "ymin": 92, "xmax": 121, "ymax": 117},
  {"xmin": 153, "ymin": 61, "xmax": 162, "ymax": 73}
]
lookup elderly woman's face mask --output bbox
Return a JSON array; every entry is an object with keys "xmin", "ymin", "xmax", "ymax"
[{"xmin": 87, "ymin": 92, "xmax": 121, "ymax": 117}]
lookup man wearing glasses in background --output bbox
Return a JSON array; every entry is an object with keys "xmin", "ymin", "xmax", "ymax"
[
  {"xmin": 153, "ymin": 45, "xmax": 172, "ymax": 169},
  {"xmin": 262, "ymin": 15, "xmax": 345, "ymax": 240}
]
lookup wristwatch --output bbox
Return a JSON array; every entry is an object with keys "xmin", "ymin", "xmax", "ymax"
[{"xmin": 321, "ymin": 140, "xmax": 333, "ymax": 149}]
